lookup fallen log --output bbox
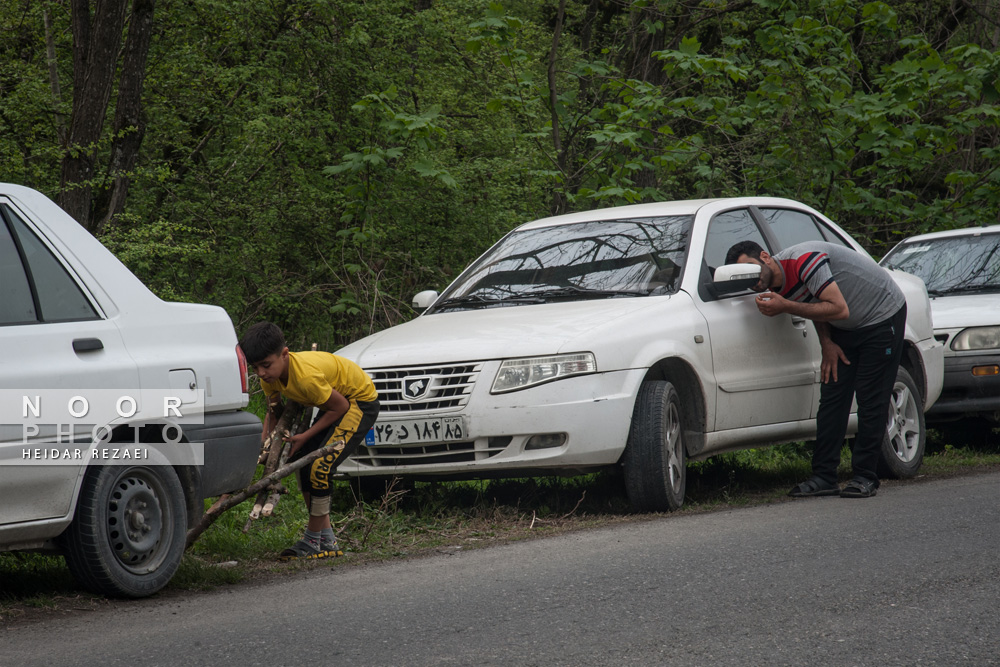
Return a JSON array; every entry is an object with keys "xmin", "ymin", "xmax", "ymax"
[{"xmin": 185, "ymin": 438, "xmax": 345, "ymax": 549}]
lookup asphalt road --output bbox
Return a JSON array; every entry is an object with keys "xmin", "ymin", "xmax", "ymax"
[{"xmin": 4, "ymin": 471, "xmax": 999, "ymax": 667}]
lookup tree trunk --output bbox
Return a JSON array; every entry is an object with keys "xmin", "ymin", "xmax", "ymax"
[
  {"xmin": 59, "ymin": 0, "xmax": 128, "ymax": 229},
  {"xmin": 95, "ymin": 0, "xmax": 156, "ymax": 233}
]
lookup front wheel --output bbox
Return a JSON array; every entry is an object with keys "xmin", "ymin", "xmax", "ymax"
[
  {"xmin": 623, "ymin": 381, "xmax": 687, "ymax": 512},
  {"xmin": 878, "ymin": 366, "xmax": 925, "ymax": 479},
  {"xmin": 61, "ymin": 465, "xmax": 187, "ymax": 598}
]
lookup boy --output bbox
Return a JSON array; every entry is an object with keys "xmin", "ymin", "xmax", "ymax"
[{"xmin": 239, "ymin": 321, "xmax": 379, "ymax": 559}]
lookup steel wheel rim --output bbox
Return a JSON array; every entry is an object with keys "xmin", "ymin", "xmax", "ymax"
[{"xmin": 105, "ymin": 469, "xmax": 171, "ymax": 574}]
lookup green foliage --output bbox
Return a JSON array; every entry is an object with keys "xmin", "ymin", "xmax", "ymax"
[{"xmin": 1, "ymin": 0, "xmax": 999, "ymax": 342}]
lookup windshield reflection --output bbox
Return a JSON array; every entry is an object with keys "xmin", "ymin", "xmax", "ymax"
[
  {"xmin": 882, "ymin": 233, "xmax": 1000, "ymax": 294},
  {"xmin": 432, "ymin": 216, "xmax": 694, "ymax": 313}
]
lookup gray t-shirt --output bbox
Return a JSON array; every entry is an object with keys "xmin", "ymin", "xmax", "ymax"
[{"xmin": 774, "ymin": 242, "xmax": 905, "ymax": 330}]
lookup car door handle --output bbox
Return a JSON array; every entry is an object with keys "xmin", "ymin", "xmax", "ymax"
[
  {"xmin": 73, "ymin": 338, "xmax": 104, "ymax": 353},
  {"xmin": 790, "ymin": 316, "xmax": 808, "ymax": 337}
]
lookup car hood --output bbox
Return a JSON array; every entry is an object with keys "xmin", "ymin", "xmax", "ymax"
[
  {"xmin": 930, "ymin": 293, "xmax": 1000, "ymax": 330},
  {"xmin": 337, "ymin": 297, "xmax": 667, "ymax": 367}
]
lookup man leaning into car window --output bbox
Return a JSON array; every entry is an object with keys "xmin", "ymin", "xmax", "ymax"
[{"xmin": 725, "ymin": 240, "xmax": 907, "ymax": 498}]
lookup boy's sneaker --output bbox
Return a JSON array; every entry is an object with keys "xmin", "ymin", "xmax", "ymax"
[
  {"xmin": 278, "ymin": 538, "xmax": 334, "ymax": 561},
  {"xmin": 320, "ymin": 536, "xmax": 344, "ymax": 557}
]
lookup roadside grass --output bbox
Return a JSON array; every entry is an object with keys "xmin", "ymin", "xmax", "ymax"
[{"xmin": 3, "ymin": 435, "xmax": 998, "ymax": 620}]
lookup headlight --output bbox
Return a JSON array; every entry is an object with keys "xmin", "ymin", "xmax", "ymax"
[
  {"xmin": 951, "ymin": 326, "xmax": 1000, "ymax": 351},
  {"xmin": 491, "ymin": 353, "xmax": 597, "ymax": 394}
]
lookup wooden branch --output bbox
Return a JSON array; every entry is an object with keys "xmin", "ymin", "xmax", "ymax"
[{"xmin": 186, "ymin": 439, "xmax": 345, "ymax": 549}]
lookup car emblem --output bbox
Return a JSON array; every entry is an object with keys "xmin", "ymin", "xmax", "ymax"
[{"xmin": 403, "ymin": 376, "xmax": 432, "ymax": 401}]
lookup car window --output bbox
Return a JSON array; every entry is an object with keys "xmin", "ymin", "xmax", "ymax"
[
  {"xmin": 881, "ymin": 232, "xmax": 1000, "ymax": 294},
  {"xmin": 0, "ymin": 215, "xmax": 38, "ymax": 325},
  {"xmin": 703, "ymin": 208, "xmax": 768, "ymax": 270},
  {"xmin": 3, "ymin": 205, "xmax": 99, "ymax": 322},
  {"xmin": 757, "ymin": 207, "xmax": 852, "ymax": 250}
]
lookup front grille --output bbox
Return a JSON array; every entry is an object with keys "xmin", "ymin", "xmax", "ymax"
[
  {"xmin": 352, "ymin": 436, "xmax": 512, "ymax": 467},
  {"xmin": 368, "ymin": 363, "xmax": 483, "ymax": 413}
]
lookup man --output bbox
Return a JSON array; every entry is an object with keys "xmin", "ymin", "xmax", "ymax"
[{"xmin": 725, "ymin": 240, "xmax": 906, "ymax": 498}]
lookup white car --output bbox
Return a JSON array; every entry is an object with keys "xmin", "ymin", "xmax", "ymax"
[
  {"xmin": 0, "ymin": 183, "xmax": 262, "ymax": 597},
  {"xmin": 880, "ymin": 225, "xmax": 1000, "ymax": 439},
  {"xmin": 337, "ymin": 198, "xmax": 944, "ymax": 511}
]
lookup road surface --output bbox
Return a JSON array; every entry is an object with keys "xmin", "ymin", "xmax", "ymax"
[{"xmin": 4, "ymin": 471, "xmax": 998, "ymax": 666}]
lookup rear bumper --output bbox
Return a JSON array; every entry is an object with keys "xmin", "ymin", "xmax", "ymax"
[{"xmin": 186, "ymin": 410, "xmax": 262, "ymax": 497}]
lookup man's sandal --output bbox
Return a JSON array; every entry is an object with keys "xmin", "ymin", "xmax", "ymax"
[
  {"xmin": 788, "ymin": 477, "xmax": 841, "ymax": 498},
  {"xmin": 840, "ymin": 477, "xmax": 878, "ymax": 498}
]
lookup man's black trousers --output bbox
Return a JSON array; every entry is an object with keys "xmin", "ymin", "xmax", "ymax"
[{"xmin": 812, "ymin": 304, "xmax": 907, "ymax": 486}]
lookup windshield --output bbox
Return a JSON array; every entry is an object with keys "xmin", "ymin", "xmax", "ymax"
[
  {"xmin": 881, "ymin": 232, "xmax": 1000, "ymax": 294},
  {"xmin": 431, "ymin": 216, "xmax": 694, "ymax": 313}
]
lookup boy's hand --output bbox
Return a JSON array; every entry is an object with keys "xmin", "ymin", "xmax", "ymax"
[{"xmin": 284, "ymin": 432, "xmax": 309, "ymax": 455}]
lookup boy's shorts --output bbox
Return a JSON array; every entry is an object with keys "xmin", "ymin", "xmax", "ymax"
[{"xmin": 290, "ymin": 399, "xmax": 379, "ymax": 497}]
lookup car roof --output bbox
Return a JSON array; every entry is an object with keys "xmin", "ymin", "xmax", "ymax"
[
  {"xmin": 515, "ymin": 197, "xmax": 814, "ymax": 230},
  {"xmin": 892, "ymin": 224, "xmax": 1000, "ymax": 243}
]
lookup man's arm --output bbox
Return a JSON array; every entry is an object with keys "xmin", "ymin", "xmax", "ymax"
[
  {"xmin": 755, "ymin": 281, "xmax": 850, "ymax": 322},
  {"xmin": 755, "ymin": 281, "xmax": 851, "ymax": 383},
  {"xmin": 813, "ymin": 320, "xmax": 850, "ymax": 383}
]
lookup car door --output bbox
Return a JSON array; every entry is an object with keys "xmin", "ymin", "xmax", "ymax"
[
  {"xmin": 0, "ymin": 200, "xmax": 140, "ymax": 525},
  {"xmin": 696, "ymin": 208, "xmax": 821, "ymax": 431}
]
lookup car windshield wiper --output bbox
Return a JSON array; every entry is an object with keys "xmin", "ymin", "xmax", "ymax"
[
  {"xmin": 927, "ymin": 284, "xmax": 1000, "ymax": 296},
  {"xmin": 433, "ymin": 293, "xmax": 545, "ymax": 311},
  {"xmin": 526, "ymin": 286, "xmax": 645, "ymax": 301},
  {"xmin": 433, "ymin": 294, "xmax": 506, "ymax": 310}
]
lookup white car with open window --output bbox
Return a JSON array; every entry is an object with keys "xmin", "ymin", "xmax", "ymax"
[{"xmin": 337, "ymin": 198, "xmax": 944, "ymax": 510}]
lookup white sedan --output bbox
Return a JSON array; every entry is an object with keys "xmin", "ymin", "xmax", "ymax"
[
  {"xmin": 880, "ymin": 225, "xmax": 1000, "ymax": 442},
  {"xmin": 337, "ymin": 198, "xmax": 944, "ymax": 511}
]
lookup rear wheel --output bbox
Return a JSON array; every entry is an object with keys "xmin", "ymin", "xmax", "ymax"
[
  {"xmin": 623, "ymin": 381, "xmax": 686, "ymax": 512},
  {"xmin": 61, "ymin": 465, "xmax": 187, "ymax": 598},
  {"xmin": 878, "ymin": 366, "xmax": 925, "ymax": 479}
]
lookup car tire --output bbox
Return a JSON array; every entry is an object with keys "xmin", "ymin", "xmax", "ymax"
[
  {"xmin": 623, "ymin": 381, "xmax": 686, "ymax": 512},
  {"xmin": 878, "ymin": 366, "xmax": 925, "ymax": 479},
  {"xmin": 61, "ymin": 465, "xmax": 187, "ymax": 598}
]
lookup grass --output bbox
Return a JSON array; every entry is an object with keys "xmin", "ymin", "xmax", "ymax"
[{"xmin": 3, "ymin": 434, "xmax": 998, "ymax": 621}]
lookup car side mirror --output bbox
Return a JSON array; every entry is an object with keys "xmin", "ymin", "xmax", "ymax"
[
  {"xmin": 708, "ymin": 264, "xmax": 761, "ymax": 297},
  {"xmin": 411, "ymin": 290, "xmax": 440, "ymax": 313}
]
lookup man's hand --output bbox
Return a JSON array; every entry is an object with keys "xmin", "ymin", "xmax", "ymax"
[
  {"xmin": 821, "ymin": 341, "xmax": 850, "ymax": 383},
  {"xmin": 755, "ymin": 292, "xmax": 788, "ymax": 317}
]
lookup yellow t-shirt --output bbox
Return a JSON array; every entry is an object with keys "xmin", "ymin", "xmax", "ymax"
[{"xmin": 260, "ymin": 351, "xmax": 377, "ymax": 407}]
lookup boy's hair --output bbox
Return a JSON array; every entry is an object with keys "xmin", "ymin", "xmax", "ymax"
[
  {"xmin": 725, "ymin": 240, "xmax": 766, "ymax": 266},
  {"xmin": 239, "ymin": 322, "xmax": 286, "ymax": 364}
]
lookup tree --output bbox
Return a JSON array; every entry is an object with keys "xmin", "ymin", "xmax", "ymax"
[{"xmin": 58, "ymin": 0, "xmax": 154, "ymax": 234}]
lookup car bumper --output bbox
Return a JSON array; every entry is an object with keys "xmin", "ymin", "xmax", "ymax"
[
  {"xmin": 339, "ymin": 367, "xmax": 645, "ymax": 477},
  {"xmin": 189, "ymin": 410, "xmax": 263, "ymax": 497},
  {"xmin": 926, "ymin": 353, "xmax": 1000, "ymax": 420}
]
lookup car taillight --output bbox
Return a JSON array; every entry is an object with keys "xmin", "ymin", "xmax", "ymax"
[{"xmin": 236, "ymin": 344, "xmax": 249, "ymax": 394}]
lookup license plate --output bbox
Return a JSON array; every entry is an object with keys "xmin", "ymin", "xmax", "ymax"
[{"xmin": 365, "ymin": 417, "xmax": 466, "ymax": 446}]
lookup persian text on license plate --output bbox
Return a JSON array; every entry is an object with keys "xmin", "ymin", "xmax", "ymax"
[{"xmin": 365, "ymin": 417, "xmax": 466, "ymax": 446}]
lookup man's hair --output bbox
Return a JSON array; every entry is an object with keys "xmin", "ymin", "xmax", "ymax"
[
  {"xmin": 725, "ymin": 240, "xmax": 766, "ymax": 265},
  {"xmin": 239, "ymin": 321, "xmax": 286, "ymax": 364}
]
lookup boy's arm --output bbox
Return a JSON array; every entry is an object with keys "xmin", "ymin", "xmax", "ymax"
[
  {"xmin": 284, "ymin": 389, "xmax": 350, "ymax": 455},
  {"xmin": 261, "ymin": 393, "xmax": 282, "ymax": 441}
]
